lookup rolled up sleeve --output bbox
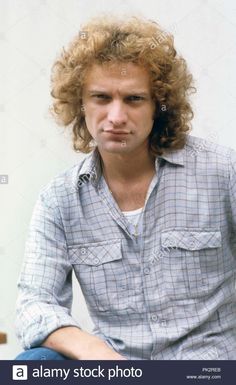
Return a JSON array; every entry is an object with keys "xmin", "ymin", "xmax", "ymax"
[{"xmin": 15, "ymin": 186, "xmax": 79, "ymax": 349}]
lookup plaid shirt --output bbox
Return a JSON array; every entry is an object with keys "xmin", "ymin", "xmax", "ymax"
[{"xmin": 16, "ymin": 135, "xmax": 236, "ymax": 359}]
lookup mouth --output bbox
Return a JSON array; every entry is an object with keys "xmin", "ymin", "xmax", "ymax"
[{"xmin": 103, "ymin": 130, "xmax": 131, "ymax": 135}]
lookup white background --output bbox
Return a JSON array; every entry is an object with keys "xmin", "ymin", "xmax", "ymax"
[{"xmin": 0, "ymin": 0, "xmax": 236, "ymax": 359}]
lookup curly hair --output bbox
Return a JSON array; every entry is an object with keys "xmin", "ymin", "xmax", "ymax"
[{"xmin": 50, "ymin": 15, "xmax": 196, "ymax": 155}]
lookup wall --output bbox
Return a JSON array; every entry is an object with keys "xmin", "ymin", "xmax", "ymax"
[{"xmin": 0, "ymin": 0, "xmax": 236, "ymax": 359}]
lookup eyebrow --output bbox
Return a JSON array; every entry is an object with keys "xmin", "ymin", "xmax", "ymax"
[{"xmin": 87, "ymin": 90, "xmax": 150, "ymax": 97}]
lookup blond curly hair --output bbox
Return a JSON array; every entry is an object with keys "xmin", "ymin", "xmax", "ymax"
[{"xmin": 50, "ymin": 15, "xmax": 196, "ymax": 155}]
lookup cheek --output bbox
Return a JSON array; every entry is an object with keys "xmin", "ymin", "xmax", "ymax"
[
  {"xmin": 84, "ymin": 108, "xmax": 97, "ymax": 128},
  {"xmin": 86, "ymin": 106, "xmax": 105, "ymax": 124},
  {"xmin": 137, "ymin": 109, "xmax": 154, "ymax": 131}
]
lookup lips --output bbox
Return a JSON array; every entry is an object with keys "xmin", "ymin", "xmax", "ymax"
[{"xmin": 103, "ymin": 130, "xmax": 131, "ymax": 134}]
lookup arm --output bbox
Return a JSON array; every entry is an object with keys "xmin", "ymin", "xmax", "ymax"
[
  {"xmin": 16, "ymin": 185, "xmax": 125, "ymax": 359},
  {"xmin": 42, "ymin": 326, "xmax": 126, "ymax": 360},
  {"xmin": 15, "ymin": 186, "xmax": 78, "ymax": 349}
]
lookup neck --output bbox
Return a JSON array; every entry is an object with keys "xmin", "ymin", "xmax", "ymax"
[{"xmin": 98, "ymin": 144, "xmax": 156, "ymax": 183}]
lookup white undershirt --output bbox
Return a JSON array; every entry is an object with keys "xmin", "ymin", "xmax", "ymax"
[{"xmin": 122, "ymin": 206, "xmax": 144, "ymax": 228}]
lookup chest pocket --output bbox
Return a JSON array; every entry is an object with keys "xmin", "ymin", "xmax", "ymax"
[
  {"xmin": 68, "ymin": 239, "xmax": 139, "ymax": 313},
  {"xmin": 160, "ymin": 229, "xmax": 223, "ymax": 299}
]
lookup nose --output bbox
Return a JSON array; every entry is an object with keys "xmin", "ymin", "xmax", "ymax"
[{"xmin": 107, "ymin": 100, "xmax": 127, "ymax": 126}]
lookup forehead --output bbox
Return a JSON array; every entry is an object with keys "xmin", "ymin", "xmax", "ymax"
[{"xmin": 83, "ymin": 62, "xmax": 151, "ymax": 91}]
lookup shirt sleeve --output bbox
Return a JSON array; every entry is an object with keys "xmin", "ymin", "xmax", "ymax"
[
  {"xmin": 229, "ymin": 148, "xmax": 236, "ymax": 236},
  {"xmin": 15, "ymin": 185, "xmax": 79, "ymax": 350}
]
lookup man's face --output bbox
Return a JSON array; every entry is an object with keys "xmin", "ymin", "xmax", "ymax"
[{"xmin": 82, "ymin": 62, "xmax": 155, "ymax": 154}]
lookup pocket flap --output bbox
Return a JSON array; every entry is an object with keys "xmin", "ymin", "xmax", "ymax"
[
  {"xmin": 161, "ymin": 229, "xmax": 221, "ymax": 250},
  {"xmin": 68, "ymin": 239, "xmax": 122, "ymax": 266}
]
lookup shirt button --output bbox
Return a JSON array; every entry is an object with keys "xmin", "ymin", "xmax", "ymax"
[
  {"xmin": 189, "ymin": 240, "xmax": 197, "ymax": 249},
  {"xmin": 144, "ymin": 267, "xmax": 150, "ymax": 275},
  {"xmin": 151, "ymin": 314, "xmax": 158, "ymax": 322},
  {"xmin": 80, "ymin": 248, "xmax": 87, "ymax": 255}
]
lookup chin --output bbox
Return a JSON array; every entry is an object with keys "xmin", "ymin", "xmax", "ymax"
[
  {"xmin": 103, "ymin": 147, "xmax": 130, "ymax": 154},
  {"xmin": 99, "ymin": 142, "xmax": 132, "ymax": 154}
]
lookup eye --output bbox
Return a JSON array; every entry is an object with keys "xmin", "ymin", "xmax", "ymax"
[
  {"xmin": 126, "ymin": 95, "xmax": 145, "ymax": 102},
  {"xmin": 93, "ymin": 94, "xmax": 111, "ymax": 100}
]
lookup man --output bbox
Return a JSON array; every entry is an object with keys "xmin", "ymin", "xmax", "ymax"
[{"xmin": 15, "ymin": 15, "xmax": 236, "ymax": 360}]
